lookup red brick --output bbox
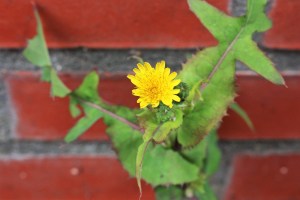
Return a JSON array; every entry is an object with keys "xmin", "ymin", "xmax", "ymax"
[
  {"xmin": 0, "ymin": 156, "xmax": 155, "ymax": 200},
  {"xmin": 0, "ymin": 0, "xmax": 228, "ymax": 48},
  {"xmin": 219, "ymin": 72, "xmax": 300, "ymax": 140},
  {"xmin": 263, "ymin": 0, "xmax": 300, "ymax": 49},
  {"xmin": 5, "ymin": 71, "xmax": 137, "ymax": 141},
  {"xmin": 5, "ymin": 71, "xmax": 300, "ymax": 141},
  {"xmin": 225, "ymin": 154, "xmax": 300, "ymax": 200}
]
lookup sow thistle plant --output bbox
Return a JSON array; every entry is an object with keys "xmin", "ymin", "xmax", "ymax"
[{"xmin": 23, "ymin": 0, "xmax": 284, "ymax": 199}]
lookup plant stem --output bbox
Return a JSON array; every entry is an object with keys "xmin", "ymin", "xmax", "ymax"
[
  {"xmin": 78, "ymin": 99, "xmax": 142, "ymax": 131},
  {"xmin": 200, "ymin": 28, "xmax": 244, "ymax": 91}
]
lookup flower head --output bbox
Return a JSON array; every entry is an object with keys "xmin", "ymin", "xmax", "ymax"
[{"xmin": 127, "ymin": 61, "xmax": 181, "ymax": 108}]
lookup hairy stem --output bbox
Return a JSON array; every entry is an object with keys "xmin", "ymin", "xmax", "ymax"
[
  {"xmin": 78, "ymin": 99, "xmax": 142, "ymax": 131},
  {"xmin": 200, "ymin": 28, "xmax": 244, "ymax": 91}
]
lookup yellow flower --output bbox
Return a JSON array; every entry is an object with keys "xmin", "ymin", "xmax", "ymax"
[{"xmin": 127, "ymin": 61, "xmax": 181, "ymax": 108}]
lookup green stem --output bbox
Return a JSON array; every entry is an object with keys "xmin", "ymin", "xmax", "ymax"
[{"xmin": 78, "ymin": 98, "xmax": 142, "ymax": 131}]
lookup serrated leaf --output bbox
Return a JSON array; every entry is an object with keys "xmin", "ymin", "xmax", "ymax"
[
  {"xmin": 230, "ymin": 102, "xmax": 254, "ymax": 130},
  {"xmin": 23, "ymin": 8, "xmax": 52, "ymax": 81},
  {"xmin": 50, "ymin": 69, "xmax": 71, "ymax": 97},
  {"xmin": 73, "ymin": 71, "xmax": 101, "ymax": 103},
  {"xmin": 155, "ymin": 186, "xmax": 184, "ymax": 200},
  {"xmin": 103, "ymin": 106, "xmax": 199, "ymax": 186},
  {"xmin": 204, "ymin": 130, "xmax": 221, "ymax": 177},
  {"xmin": 178, "ymin": 52, "xmax": 236, "ymax": 146},
  {"xmin": 188, "ymin": 0, "xmax": 284, "ymax": 85},
  {"xmin": 64, "ymin": 105, "xmax": 103, "ymax": 143},
  {"xmin": 177, "ymin": 0, "xmax": 284, "ymax": 147}
]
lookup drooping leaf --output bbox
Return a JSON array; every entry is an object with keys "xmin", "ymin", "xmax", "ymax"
[
  {"xmin": 64, "ymin": 105, "xmax": 103, "ymax": 143},
  {"xmin": 230, "ymin": 102, "xmax": 254, "ymax": 130},
  {"xmin": 23, "ymin": 8, "xmax": 71, "ymax": 97},
  {"xmin": 23, "ymin": 8, "xmax": 52, "ymax": 81},
  {"xmin": 103, "ymin": 106, "xmax": 199, "ymax": 186},
  {"xmin": 155, "ymin": 186, "xmax": 184, "ymax": 200},
  {"xmin": 177, "ymin": 0, "xmax": 284, "ymax": 147},
  {"xmin": 136, "ymin": 140, "xmax": 151, "ymax": 197}
]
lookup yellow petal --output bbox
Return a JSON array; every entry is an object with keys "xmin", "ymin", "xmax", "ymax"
[
  {"xmin": 170, "ymin": 79, "xmax": 181, "ymax": 87},
  {"xmin": 168, "ymin": 72, "xmax": 177, "ymax": 80},
  {"xmin": 172, "ymin": 89, "xmax": 180, "ymax": 94},
  {"xmin": 162, "ymin": 97, "xmax": 172, "ymax": 107},
  {"xmin": 163, "ymin": 68, "xmax": 171, "ymax": 77},
  {"xmin": 172, "ymin": 95, "xmax": 181, "ymax": 102},
  {"xmin": 140, "ymin": 101, "xmax": 148, "ymax": 108},
  {"xmin": 133, "ymin": 68, "xmax": 140, "ymax": 75},
  {"xmin": 152, "ymin": 102, "xmax": 160, "ymax": 108},
  {"xmin": 144, "ymin": 62, "xmax": 153, "ymax": 70}
]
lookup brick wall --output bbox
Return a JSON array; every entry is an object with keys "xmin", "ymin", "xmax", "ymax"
[{"xmin": 0, "ymin": 0, "xmax": 299, "ymax": 199}]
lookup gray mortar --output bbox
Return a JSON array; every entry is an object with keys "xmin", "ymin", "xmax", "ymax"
[
  {"xmin": 0, "ymin": 48, "xmax": 300, "ymax": 72},
  {"xmin": 0, "ymin": 139, "xmax": 299, "ymax": 198},
  {"xmin": 0, "ymin": 78, "xmax": 9, "ymax": 141},
  {"xmin": 0, "ymin": 140, "xmax": 114, "ymax": 156}
]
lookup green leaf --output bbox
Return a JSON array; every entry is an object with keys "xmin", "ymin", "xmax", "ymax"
[
  {"xmin": 187, "ymin": 0, "xmax": 284, "ymax": 85},
  {"xmin": 185, "ymin": 80, "xmax": 203, "ymax": 105},
  {"xmin": 69, "ymin": 96, "xmax": 81, "ymax": 118},
  {"xmin": 23, "ymin": 9, "xmax": 71, "ymax": 96},
  {"xmin": 23, "ymin": 8, "xmax": 52, "ymax": 81},
  {"xmin": 153, "ymin": 109, "xmax": 183, "ymax": 143},
  {"xmin": 50, "ymin": 69, "xmax": 71, "ymax": 97},
  {"xmin": 136, "ymin": 140, "xmax": 151, "ymax": 197},
  {"xmin": 155, "ymin": 186, "xmax": 184, "ymax": 200},
  {"xmin": 189, "ymin": 173, "xmax": 207, "ymax": 194},
  {"xmin": 230, "ymin": 102, "xmax": 254, "ymax": 130},
  {"xmin": 205, "ymin": 130, "xmax": 221, "ymax": 177},
  {"xmin": 64, "ymin": 105, "xmax": 103, "ymax": 143},
  {"xmin": 194, "ymin": 182, "xmax": 218, "ymax": 200},
  {"xmin": 73, "ymin": 71, "xmax": 101, "ymax": 103},
  {"xmin": 177, "ymin": 0, "xmax": 284, "ymax": 147},
  {"xmin": 103, "ymin": 106, "xmax": 199, "ymax": 186},
  {"xmin": 180, "ymin": 136, "xmax": 208, "ymax": 168}
]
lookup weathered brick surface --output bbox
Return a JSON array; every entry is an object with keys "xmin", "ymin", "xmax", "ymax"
[
  {"xmin": 263, "ymin": 0, "xmax": 300, "ymax": 49},
  {"xmin": 5, "ymin": 71, "xmax": 300, "ymax": 141},
  {"xmin": 225, "ymin": 154, "xmax": 300, "ymax": 200},
  {"xmin": 0, "ymin": 0, "xmax": 228, "ymax": 48},
  {"xmin": 0, "ymin": 156, "xmax": 155, "ymax": 200}
]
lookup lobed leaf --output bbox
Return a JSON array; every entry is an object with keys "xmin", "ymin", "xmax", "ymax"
[
  {"xmin": 64, "ymin": 105, "xmax": 103, "ymax": 143},
  {"xmin": 23, "ymin": 8, "xmax": 71, "ymax": 96},
  {"xmin": 177, "ymin": 0, "xmax": 284, "ymax": 147},
  {"xmin": 23, "ymin": 8, "xmax": 52, "ymax": 81},
  {"xmin": 73, "ymin": 71, "xmax": 101, "ymax": 103}
]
